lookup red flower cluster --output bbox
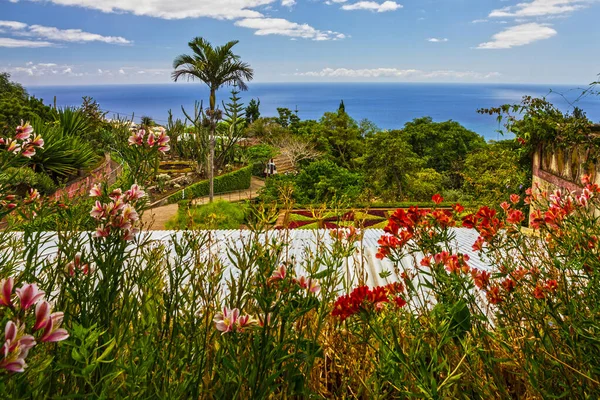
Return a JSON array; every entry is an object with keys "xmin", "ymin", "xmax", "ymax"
[
  {"xmin": 462, "ymin": 206, "xmax": 503, "ymax": 242},
  {"xmin": 332, "ymin": 283, "xmax": 406, "ymax": 321},
  {"xmin": 470, "ymin": 269, "xmax": 491, "ymax": 289},
  {"xmin": 376, "ymin": 231, "xmax": 413, "ymax": 259},
  {"xmin": 433, "ymin": 251, "xmax": 471, "ymax": 274}
]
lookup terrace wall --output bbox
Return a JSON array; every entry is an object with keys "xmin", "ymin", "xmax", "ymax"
[{"xmin": 50, "ymin": 154, "xmax": 123, "ymax": 201}]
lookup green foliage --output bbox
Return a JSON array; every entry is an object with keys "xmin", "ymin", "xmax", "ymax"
[
  {"xmin": 405, "ymin": 168, "xmax": 444, "ymax": 201},
  {"xmin": 168, "ymin": 165, "xmax": 252, "ymax": 203},
  {"xmin": 462, "ymin": 140, "xmax": 529, "ymax": 205},
  {"xmin": 402, "ymin": 117, "xmax": 486, "ymax": 188},
  {"xmin": 362, "ymin": 129, "xmax": 423, "ymax": 201},
  {"xmin": 314, "ymin": 111, "xmax": 364, "ymax": 169},
  {"xmin": 29, "ymin": 117, "xmax": 100, "ymax": 180},
  {"xmin": 245, "ymin": 98, "xmax": 260, "ymax": 124},
  {"xmin": 276, "ymin": 107, "xmax": 300, "ymax": 132},
  {"xmin": 216, "ymin": 87, "xmax": 247, "ymax": 169},
  {"xmin": 245, "ymin": 117, "xmax": 289, "ymax": 142},
  {"xmin": 292, "ymin": 160, "xmax": 363, "ymax": 204},
  {"xmin": 243, "ymin": 144, "xmax": 278, "ymax": 176},
  {"xmin": 0, "ymin": 73, "xmax": 53, "ymax": 134},
  {"xmin": 1, "ymin": 167, "xmax": 57, "ymax": 195},
  {"xmin": 166, "ymin": 200, "xmax": 248, "ymax": 229}
]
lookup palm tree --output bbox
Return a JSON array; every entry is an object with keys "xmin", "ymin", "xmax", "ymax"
[{"xmin": 172, "ymin": 37, "xmax": 254, "ymax": 202}]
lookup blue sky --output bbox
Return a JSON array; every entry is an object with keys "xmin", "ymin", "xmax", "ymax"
[{"xmin": 0, "ymin": 0, "xmax": 599, "ymax": 85}]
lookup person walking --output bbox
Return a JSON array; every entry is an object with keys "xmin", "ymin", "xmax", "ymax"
[{"xmin": 264, "ymin": 158, "xmax": 277, "ymax": 177}]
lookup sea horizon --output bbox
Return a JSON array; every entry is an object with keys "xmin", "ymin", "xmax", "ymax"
[{"xmin": 27, "ymin": 82, "xmax": 600, "ymax": 141}]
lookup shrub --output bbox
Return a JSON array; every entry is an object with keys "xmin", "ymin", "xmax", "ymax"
[
  {"xmin": 166, "ymin": 200, "xmax": 248, "ymax": 229},
  {"xmin": 167, "ymin": 165, "xmax": 252, "ymax": 203},
  {"xmin": 243, "ymin": 144, "xmax": 278, "ymax": 176}
]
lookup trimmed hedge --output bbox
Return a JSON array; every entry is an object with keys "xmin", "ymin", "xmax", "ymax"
[{"xmin": 167, "ymin": 165, "xmax": 252, "ymax": 203}]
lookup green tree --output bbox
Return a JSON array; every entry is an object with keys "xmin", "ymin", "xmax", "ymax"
[
  {"xmin": 315, "ymin": 111, "xmax": 364, "ymax": 170},
  {"xmin": 216, "ymin": 86, "xmax": 246, "ymax": 168},
  {"xmin": 362, "ymin": 129, "xmax": 424, "ymax": 201},
  {"xmin": 172, "ymin": 37, "xmax": 254, "ymax": 202},
  {"xmin": 401, "ymin": 117, "xmax": 486, "ymax": 188},
  {"xmin": 245, "ymin": 98, "xmax": 260, "ymax": 124},
  {"xmin": 294, "ymin": 159, "xmax": 364, "ymax": 204},
  {"xmin": 462, "ymin": 140, "xmax": 529, "ymax": 205},
  {"xmin": 0, "ymin": 73, "xmax": 53, "ymax": 134},
  {"xmin": 276, "ymin": 107, "xmax": 300, "ymax": 132}
]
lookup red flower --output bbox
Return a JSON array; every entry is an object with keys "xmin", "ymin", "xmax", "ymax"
[
  {"xmin": 432, "ymin": 194, "xmax": 443, "ymax": 205},
  {"xmin": 472, "ymin": 236, "xmax": 485, "ymax": 251},
  {"xmin": 545, "ymin": 279, "xmax": 558, "ymax": 293},
  {"xmin": 507, "ymin": 209, "xmax": 525, "ymax": 225},
  {"xmin": 394, "ymin": 296, "xmax": 407, "ymax": 308},
  {"xmin": 500, "ymin": 202, "xmax": 511, "ymax": 212},
  {"xmin": 471, "ymin": 269, "xmax": 491, "ymax": 290},
  {"xmin": 501, "ymin": 278, "xmax": 516, "ymax": 293},
  {"xmin": 510, "ymin": 194, "xmax": 520, "ymax": 204},
  {"xmin": 452, "ymin": 203, "xmax": 465, "ymax": 213},
  {"xmin": 420, "ymin": 255, "xmax": 432, "ymax": 267},
  {"xmin": 487, "ymin": 285, "xmax": 503, "ymax": 304},
  {"xmin": 533, "ymin": 285, "xmax": 545, "ymax": 299}
]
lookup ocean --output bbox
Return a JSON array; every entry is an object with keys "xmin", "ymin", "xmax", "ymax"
[{"xmin": 27, "ymin": 83, "xmax": 600, "ymax": 141}]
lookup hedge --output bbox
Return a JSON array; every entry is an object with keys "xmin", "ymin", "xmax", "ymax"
[{"xmin": 167, "ymin": 165, "xmax": 252, "ymax": 203}]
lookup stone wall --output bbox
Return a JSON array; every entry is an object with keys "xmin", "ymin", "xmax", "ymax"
[{"xmin": 50, "ymin": 154, "xmax": 122, "ymax": 201}]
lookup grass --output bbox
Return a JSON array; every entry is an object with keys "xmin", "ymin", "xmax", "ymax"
[{"xmin": 165, "ymin": 200, "xmax": 248, "ymax": 230}]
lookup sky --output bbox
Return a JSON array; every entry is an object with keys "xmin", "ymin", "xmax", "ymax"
[{"xmin": 0, "ymin": 0, "xmax": 599, "ymax": 85}]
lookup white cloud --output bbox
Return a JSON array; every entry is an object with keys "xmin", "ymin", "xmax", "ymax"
[
  {"xmin": 119, "ymin": 69, "xmax": 126, "ymax": 74},
  {"xmin": 17, "ymin": 0, "xmax": 271, "ymax": 20},
  {"xmin": 0, "ymin": 20, "xmax": 28, "ymax": 30},
  {"xmin": 0, "ymin": 37, "xmax": 55, "ymax": 47},
  {"xmin": 13, "ymin": 2, "xmax": 343, "ymax": 42},
  {"xmin": 477, "ymin": 22, "xmax": 557, "ymax": 49},
  {"xmin": 235, "ymin": 18, "xmax": 346, "ymax": 40},
  {"xmin": 489, "ymin": 0, "xmax": 590, "ymax": 18},
  {"xmin": 427, "ymin": 37, "xmax": 448, "ymax": 42},
  {"xmin": 0, "ymin": 20, "xmax": 131, "ymax": 45},
  {"xmin": 294, "ymin": 67, "xmax": 501, "ymax": 80},
  {"xmin": 341, "ymin": 1, "xmax": 402, "ymax": 12},
  {"xmin": 27, "ymin": 25, "xmax": 131, "ymax": 44},
  {"xmin": 472, "ymin": 19, "xmax": 488, "ymax": 23}
]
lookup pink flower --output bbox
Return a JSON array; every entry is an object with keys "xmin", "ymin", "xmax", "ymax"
[
  {"xmin": 15, "ymin": 121, "xmax": 33, "ymax": 141},
  {"xmin": 40, "ymin": 312, "xmax": 69, "ymax": 342},
  {"xmin": 296, "ymin": 276, "xmax": 321, "ymax": 294},
  {"xmin": 90, "ymin": 200, "xmax": 104, "ymax": 219},
  {"xmin": 122, "ymin": 228, "xmax": 139, "ymax": 241},
  {"xmin": 26, "ymin": 188, "xmax": 40, "ymax": 202},
  {"xmin": 6, "ymin": 140, "xmax": 19, "ymax": 153},
  {"xmin": 158, "ymin": 144, "xmax": 170, "ymax": 153},
  {"xmin": 125, "ymin": 184, "xmax": 145, "ymax": 201},
  {"xmin": 34, "ymin": 301, "xmax": 51, "ymax": 331},
  {"xmin": 269, "ymin": 265, "xmax": 286, "ymax": 282},
  {"xmin": 67, "ymin": 254, "xmax": 90, "ymax": 276},
  {"xmin": 109, "ymin": 188, "xmax": 123, "ymax": 201},
  {"xmin": 147, "ymin": 132, "xmax": 156, "ymax": 146},
  {"xmin": 213, "ymin": 307, "xmax": 239, "ymax": 334},
  {"xmin": 156, "ymin": 130, "xmax": 170, "ymax": 146},
  {"xmin": 95, "ymin": 225, "xmax": 110, "ymax": 238},
  {"xmin": 237, "ymin": 314, "xmax": 255, "ymax": 332},
  {"xmin": 30, "ymin": 135, "xmax": 44, "ymax": 148},
  {"xmin": 20, "ymin": 145, "xmax": 36, "ymax": 158},
  {"xmin": 89, "ymin": 184, "xmax": 102, "ymax": 197},
  {"xmin": 0, "ymin": 321, "xmax": 36, "ymax": 373},
  {"xmin": 122, "ymin": 204, "xmax": 139, "ymax": 222},
  {"xmin": 0, "ymin": 278, "xmax": 14, "ymax": 307},
  {"xmin": 15, "ymin": 283, "xmax": 45, "ymax": 310}
]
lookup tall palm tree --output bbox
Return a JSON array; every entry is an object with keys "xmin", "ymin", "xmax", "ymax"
[{"xmin": 172, "ymin": 37, "xmax": 254, "ymax": 202}]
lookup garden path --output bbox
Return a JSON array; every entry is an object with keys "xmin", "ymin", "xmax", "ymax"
[{"xmin": 143, "ymin": 177, "xmax": 265, "ymax": 230}]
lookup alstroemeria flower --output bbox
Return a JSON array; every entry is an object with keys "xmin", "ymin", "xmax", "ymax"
[
  {"xmin": 89, "ymin": 184, "xmax": 102, "ymax": 197},
  {"xmin": 95, "ymin": 225, "xmax": 110, "ymax": 238},
  {"xmin": 213, "ymin": 307, "xmax": 239, "ymax": 334},
  {"xmin": 34, "ymin": 301, "xmax": 51, "ymax": 331},
  {"xmin": 125, "ymin": 184, "xmax": 145, "ymax": 201},
  {"xmin": 40, "ymin": 312, "xmax": 69, "ymax": 342},
  {"xmin": 21, "ymin": 145, "xmax": 36, "ymax": 158},
  {"xmin": 30, "ymin": 135, "xmax": 44, "ymax": 148},
  {"xmin": 0, "ymin": 321, "xmax": 36, "ymax": 373},
  {"xmin": 0, "ymin": 278, "xmax": 14, "ymax": 307},
  {"xmin": 90, "ymin": 201, "xmax": 104, "ymax": 219},
  {"xmin": 269, "ymin": 265, "xmax": 286, "ymax": 283},
  {"xmin": 432, "ymin": 194, "xmax": 443, "ymax": 205},
  {"xmin": 15, "ymin": 121, "xmax": 33, "ymax": 140},
  {"xmin": 147, "ymin": 132, "xmax": 156, "ymax": 146},
  {"xmin": 15, "ymin": 283, "xmax": 45, "ymax": 310}
]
